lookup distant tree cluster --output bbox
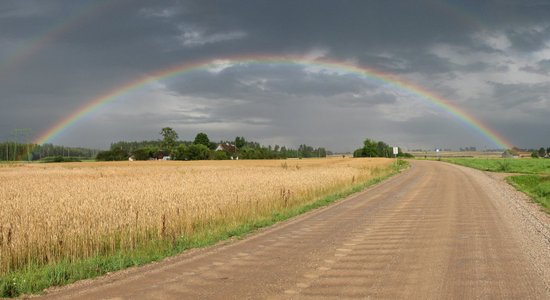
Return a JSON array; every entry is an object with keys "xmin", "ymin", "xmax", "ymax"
[
  {"xmin": 96, "ymin": 128, "xmax": 330, "ymax": 161},
  {"xmin": 530, "ymin": 147, "xmax": 550, "ymax": 158},
  {"xmin": 459, "ymin": 146, "xmax": 477, "ymax": 152},
  {"xmin": 353, "ymin": 138, "xmax": 412, "ymax": 158},
  {"xmin": 0, "ymin": 142, "xmax": 100, "ymax": 161}
]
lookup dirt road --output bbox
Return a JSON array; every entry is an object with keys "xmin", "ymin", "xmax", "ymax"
[{"xmin": 41, "ymin": 160, "xmax": 550, "ymax": 299}]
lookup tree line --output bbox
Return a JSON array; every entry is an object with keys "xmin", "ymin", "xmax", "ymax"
[
  {"xmin": 97, "ymin": 127, "xmax": 330, "ymax": 161},
  {"xmin": 353, "ymin": 138, "xmax": 412, "ymax": 158},
  {"xmin": 530, "ymin": 147, "xmax": 550, "ymax": 158},
  {"xmin": 0, "ymin": 142, "xmax": 100, "ymax": 162}
]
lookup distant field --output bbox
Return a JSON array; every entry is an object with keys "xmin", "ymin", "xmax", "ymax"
[
  {"xmin": 0, "ymin": 158, "xmax": 399, "ymax": 296},
  {"xmin": 442, "ymin": 157, "xmax": 550, "ymax": 212}
]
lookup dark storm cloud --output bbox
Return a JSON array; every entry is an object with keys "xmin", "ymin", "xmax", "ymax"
[
  {"xmin": 490, "ymin": 82, "xmax": 550, "ymax": 109},
  {"xmin": 506, "ymin": 27, "xmax": 550, "ymax": 52},
  {"xmin": 1, "ymin": 0, "xmax": 549, "ymax": 150},
  {"xmin": 164, "ymin": 64, "xmax": 379, "ymax": 99}
]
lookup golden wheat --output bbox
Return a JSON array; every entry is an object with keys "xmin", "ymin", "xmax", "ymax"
[{"xmin": 0, "ymin": 158, "xmax": 392, "ymax": 274}]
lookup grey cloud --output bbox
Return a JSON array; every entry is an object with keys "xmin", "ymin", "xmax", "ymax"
[
  {"xmin": 340, "ymin": 92, "xmax": 398, "ymax": 107},
  {"xmin": 521, "ymin": 59, "xmax": 550, "ymax": 74},
  {"xmin": 1, "ymin": 0, "xmax": 550, "ymax": 150},
  {"xmin": 506, "ymin": 27, "xmax": 550, "ymax": 52},
  {"xmin": 489, "ymin": 82, "xmax": 550, "ymax": 109},
  {"xmin": 164, "ymin": 63, "xmax": 380, "ymax": 99}
]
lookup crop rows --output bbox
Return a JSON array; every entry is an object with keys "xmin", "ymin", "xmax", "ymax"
[{"xmin": 0, "ymin": 158, "xmax": 392, "ymax": 275}]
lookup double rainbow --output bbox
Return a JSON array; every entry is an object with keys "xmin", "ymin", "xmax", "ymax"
[{"xmin": 34, "ymin": 55, "xmax": 513, "ymax": 149}]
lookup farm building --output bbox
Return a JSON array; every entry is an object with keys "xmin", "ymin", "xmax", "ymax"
[{"xmin": 215, "ymin": 143, "xmax": 237, "ymax": 153}]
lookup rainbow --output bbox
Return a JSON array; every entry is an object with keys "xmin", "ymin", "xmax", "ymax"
[{"xmin": 34, "ymin": 55, "xmax": 513, "ymax": 149}]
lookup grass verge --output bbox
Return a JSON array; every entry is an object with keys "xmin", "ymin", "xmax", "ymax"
[
  {"xmin": 0, "ymin": 160, "xmax": 408, "ymax": 297},
  {"xmin": 441, "ymin": 157, "xmax": 550, "ymax": 213},
  {"xmin": 506, "ymin": 175, "xmax": 550, "ymax": 212},
  {"xmin": 442, "ymin": 157, "xmax": 550, "ymax": 174}
]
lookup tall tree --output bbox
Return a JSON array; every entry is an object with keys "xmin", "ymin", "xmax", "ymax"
[
  {"xmin": 235, "ymin": 136, "xmax": 246, "ymax": 149},
  {"xmin": 363, "ymin": 139, "xmax": 378, "ymax": 157},
  {"xmin": 160, "ymin": 127, "xmax": 178, "ymax": 152},
  {"xmin": 193, "ymin": 132, "xmax": 210, "ymax": 148}
]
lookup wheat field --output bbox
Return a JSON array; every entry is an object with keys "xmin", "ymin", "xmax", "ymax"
[{"xmin": 0, "ymin": 158, "xmax": 392, "ymax": 275}]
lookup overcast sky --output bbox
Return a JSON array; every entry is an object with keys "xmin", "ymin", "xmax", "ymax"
[{"xmin": 1, "ymin": 0, "xmax": 549, "ymax": 152}]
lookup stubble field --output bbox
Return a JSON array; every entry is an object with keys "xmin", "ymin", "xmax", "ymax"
[{"xmin": 0, "ymin": 157, "xmax": 395, "ymax": 294}]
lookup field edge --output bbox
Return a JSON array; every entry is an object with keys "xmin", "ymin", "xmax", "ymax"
[
  {"xmin": 440, "ymin": 158, "xmax": 550, "ymax": 212},
  {"xmin": 0, "ymin": 160, "xmax": 409, "ymax": 298}
]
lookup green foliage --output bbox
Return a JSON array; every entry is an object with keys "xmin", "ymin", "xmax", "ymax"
[
  {"xmin": 531, "ymin": 151, "xmax": 539, "ymax": 158},
  {"xmin": 538, "ymin": 147, "xmax": 546, "ymax": 158},
  {"xmin": 40, "ymin": 156, "xmax": 81, "ymax": 163},
  {"xmin": 96, "ymin": 148, "xmax": 129, "ymax": 161},
  {"xmin": 0, "ymin": 142, "xmax": 99, "ymax": 161},
  {"xmin": 353, "ymin": 138, "xmax": 408, "ymax": 158},
  {"xmin": 131, "ymin": 148, "xmax": 154, "ymax": 160},
  {"xmin": 398, "ymin": 152, "xmax": 414, "ymax": 158},
  {"xmin": 444, "ymin": 158, "xmax": 550, "ymax": 174},
  {"xmin": 497, "ymin": 159, "xmax": 511, "ymax": 172},
  {"xmin": 235, "ymin": 136, "xmax": 246, "ymax": 149},
  {"xmin": 110, "ymin": 141, "xmax": 164, "ymax": 152},
  {"xmin": 193, "ymin": 132, "xmax": 211, "ymax": 148},
  {"xmin": 187, "ymin": 144, "xmax": 209, "ymax": 160},
  {"xmin": 72, "ymin": 130, "xmax": 331, "ymax": 162},
  {"xmin": 210, "ymin": 150, "xmax": 229, "ymax": 160},
  {"xmin": 362, "ymin": 139, "xmax": 379, "ymax": 157},
  {"xmin": 159, "ymin": 127, "xmax": 178, "ymax": 152},
  {"xmin": 174, "ymin": 144, "xmax": 188, "ymax": 160},
  {"xmin": 507, "ymin": 175, "xmax": 550, "ymax": 211}
]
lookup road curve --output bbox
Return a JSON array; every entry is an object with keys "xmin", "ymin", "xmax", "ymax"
[{"xmin": 41, "ymin": 160, "xmax": 550, "ymax": 299}]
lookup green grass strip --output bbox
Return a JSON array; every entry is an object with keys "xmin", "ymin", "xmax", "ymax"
[
  {"xmin": 506, "ymin": 175, "xmax": 550, "ymax": 212},
  {"xmin": 442, "ymin": 157, "xmax": 550, "ymax": 174},
  {"xmin": 0, "ymin": 160, "xmax": 408, "ymax": 297},
  {"xmin": 442, "ymin": 158, "xmax": 550, "ymax": 214}
]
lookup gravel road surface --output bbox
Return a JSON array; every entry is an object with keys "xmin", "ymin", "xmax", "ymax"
[{"xmin": 40, "ymin": 160, "xmax": 550, "ymax": 299}]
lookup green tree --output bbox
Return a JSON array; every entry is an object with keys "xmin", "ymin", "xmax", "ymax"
[
  {"xmin": 132, "ymin": 148, "xmax": 152, "ymax": 160},
  {"xmin": 363, "ymin": 139, "xmax": 378, "ymax": 157},
  {"xmin": 174, "ymin": 144, "xmax": 188, "ymax": 160},
  {"xmin": 96, "ymin": 148, "xmax": 129, "ymax": 161},
  {"xmin": 353, "ymin": 148, "xmax": 364, "ymax": 158},
  {"xmin": 376, "ymin": 141, "xmax": 391, "ymax": 157},
  {"xmin": 160, "ymin": 127, "xmax": 178, "ymax": 152},
  {"xmin": 188, "ymin": 144, "xmax": 209, "ymax": 160},
  {"xmin": 538, "ymin": 147, "xmax": 546, "ymax": 158},
  {"xmin": 235, "ymin": 136, "xmax": 246, "ymax": 149},
  {"xmin": 210, "ymin": 150, "xmax": 229, "ymax": 160},
  {"xmin": 193, "ymin": 132, "xmax": 210, "ymax": 148}
]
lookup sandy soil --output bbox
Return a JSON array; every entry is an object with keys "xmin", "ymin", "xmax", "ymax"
[{"xmin": 36, "ymin": 160, "xmax": 550, "ymax": 299}]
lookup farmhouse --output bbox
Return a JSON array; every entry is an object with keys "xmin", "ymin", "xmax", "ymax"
[
  {"xmin": 215, "ymin": 143, "xmax": 238, "ymax": 159},
  {"xmin": 215, "ymin": 143, "xmax": 237, "ymax": 153}
]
